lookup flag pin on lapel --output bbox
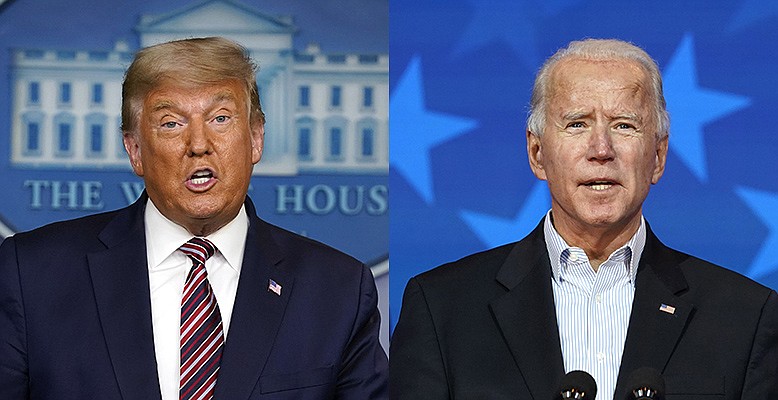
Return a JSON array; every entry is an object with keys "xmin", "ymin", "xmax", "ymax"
[
  {"xmin": 268, "ymin": 279, "xmax": 282, "ymax": 296},
  {"xmin": 659, "ymin": 303, "xmax": 676, "ymax": 315}
]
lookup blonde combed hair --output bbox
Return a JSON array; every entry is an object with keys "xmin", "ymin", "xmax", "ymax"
[{"xmin": 121, "ymin": 36, "xmax": 264, "ymax": 136}]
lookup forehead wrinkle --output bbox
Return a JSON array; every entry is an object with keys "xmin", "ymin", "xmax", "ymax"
[
  {"xmin": 613, "ymin": 80, "xmax": 648, "ymax": 102},
  {"xmin": 609, "ymin": 82, "xmax": 651, "ymax": 124},
  {"xmin": 545, "ymin": 58, "xmax": 657, "ymax": 133},
  {"xmin": 148, "ymin": 89, "xmax": 239, "ymax": 116}
]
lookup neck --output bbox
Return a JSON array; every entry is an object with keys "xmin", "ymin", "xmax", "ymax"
[
  {"xmin": 179, "ymin": 213, "xmax": 235, "ymax": 238},
  {"xmin": 551, "ymin": 213, "xmax": 641, "ymax": 271}
]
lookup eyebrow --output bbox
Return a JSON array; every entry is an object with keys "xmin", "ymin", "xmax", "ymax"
[
  {"xmin": 562, "ymin": 111, "xmax": 591, "ymax": 121},
  {"xmin": 151, "ymin": 100, "xmax": 176, "ymax": 113},
  {"xmin": 561, "ymin": 111, "xmax": 643, "ymax": 123},
  {"xmin": 211, "ymin": 91, "xmax": 238, "ymax": 106},
  {"xmin": 609, "ymin": 112, "xmax": 642, "ymax": 123}
]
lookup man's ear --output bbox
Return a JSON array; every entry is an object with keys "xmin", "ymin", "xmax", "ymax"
[
  {"xmin": 123, "ymin": 133, "xmax": 144, "ymax": 177},
  {"xmin": 250, "ymin": 121, "xmax": 265, "ymax": 164},
  {"xmin": 651, "ymin": 135, "xmax": 668, "ymax": 184},
  {"xmin": 527, "ymin": 130, "xmax": 547, "ymax": 180}
]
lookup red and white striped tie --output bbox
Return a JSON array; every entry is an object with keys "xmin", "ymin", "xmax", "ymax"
[{"xmin": 179, "ymin": 237, "xmax": 223, "ymax": 400}]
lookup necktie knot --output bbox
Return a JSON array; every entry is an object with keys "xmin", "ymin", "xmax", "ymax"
[{"xmin": 180, "ymin": 237, "xmax": 217, "ymax": 266}]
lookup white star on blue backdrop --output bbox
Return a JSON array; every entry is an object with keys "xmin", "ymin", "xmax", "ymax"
[
  {"xmin": 664, "ymin": 34, "xmax": 750, "ymax": 182},
  {"xmin": 390, "ymin": 56, "xmax": 477, "ymax": 204},
  {"xmin": 460, "ymin": 181, "xmax": 549, "ymax": 248},
  {"xmin": 736, "ymin": 187, "xmax": 778, "ymax": 279}
]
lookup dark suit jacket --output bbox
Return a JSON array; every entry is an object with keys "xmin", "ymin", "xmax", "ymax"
[
  {"xmin": 0, "ymin": 194, "xmax": 388, "ymax": 399},
  {"xmin": 390, "ymin": 220, "xmax": 778, "ymax": 399}
]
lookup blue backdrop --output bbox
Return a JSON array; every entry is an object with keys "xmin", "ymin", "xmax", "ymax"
[{"xmin": 390, "ymin": 0, "xmax": 778, "ymax": 331}]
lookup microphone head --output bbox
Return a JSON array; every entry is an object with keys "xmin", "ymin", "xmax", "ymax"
[
  {"xmin": 557, "ymin": 370, "xmax": 597, "ymax": 399},
  {"xmin": 624, "ymin": 367, "xmax": 665, "ymax": 400}
]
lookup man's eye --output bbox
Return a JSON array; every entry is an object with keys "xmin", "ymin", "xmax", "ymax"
[
  {"xmin": 214, "ymin": 115, "xmax": 230, "ymax": 123},
  {"xmin": 162, "ymin": 121, "xmax": 178, "ymax": 129},
  {"xmin": 616, "ymin": 123, "xmax": 634, "ymax": 130},
  {"xmin": 567, "ymin": 122, "xmax": 584, "ymax": 129}
]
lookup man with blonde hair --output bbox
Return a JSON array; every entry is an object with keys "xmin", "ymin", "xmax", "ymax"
[
  {"xmin": 1, "ymin": 37, "xmax": 388, "ymax": 399},
  {"xmin": 390, "ymin": 39, "xmax": 777, "ymax": 399}
]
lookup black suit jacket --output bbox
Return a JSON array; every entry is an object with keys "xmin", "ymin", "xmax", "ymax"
[
  {"xmin": 0, "ymin": 194, "xmax": 388, "ymax": 399},
  {"xmin": 390, "ymin": 220, "xmax": 778, "ymax": 399}
]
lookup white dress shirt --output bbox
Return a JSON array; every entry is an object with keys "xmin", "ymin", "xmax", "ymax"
[
  {"xmin": 144, "ymin": 199, "xmax": 248, "ymax": 400},
  {"xmin": 544, "ymin": 211, "xmax": 646, "ymax": 400}
]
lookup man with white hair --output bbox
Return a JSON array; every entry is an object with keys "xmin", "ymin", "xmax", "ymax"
[{"xmin": 390, "ymin": 39, "xmax": 778, "ymax": 400}]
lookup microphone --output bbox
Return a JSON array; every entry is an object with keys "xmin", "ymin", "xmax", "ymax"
[
  {"xmin": 554, "ymin": 370, "xmax": 597, "ymax": 399},
  {"xmin": 623, "ymin": 367, "xmax": 665, "ymax": 400}
]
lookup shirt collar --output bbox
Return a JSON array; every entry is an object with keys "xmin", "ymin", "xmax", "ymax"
[
  {"xmin": 543, "ymin": 210, "xmax": 645, "ymax": 284},
  {"xmin": 144, "ymin": 198, "xmax": 248, "ymax": 273}
]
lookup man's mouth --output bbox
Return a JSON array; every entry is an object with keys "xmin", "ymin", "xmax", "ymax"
[
  {"xmin": 189, "ymin": 169, "xmax": 214, "ymax": 185},
  {"xmin": 583, "ymin": 180, "xmax": 615, "ymax": 191}
]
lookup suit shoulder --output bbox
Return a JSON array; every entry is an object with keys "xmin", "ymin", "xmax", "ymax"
[
  {"xmin": 678, "ymin": 252, "xmax": 774, "ymax": 300},
  {"xmin": 413, "ymin": 222, "xmax": 546, "ymax": 287},
  {"xmin": 644, "ymin": 230, "xmax": 774, "ymax": 304},
  {"xmin": 414, "ymin": 242, "xmax": 517, "ymax": 287},
  {"xmin": 9, "ymin": 208, "xmax": 123, "ymax": 249},
  {"xmin": 262, "ymin": 219, "xmax": 364, "ymax": 272}
]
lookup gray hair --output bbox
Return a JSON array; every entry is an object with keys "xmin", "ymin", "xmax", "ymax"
[{"xmin": 526, "ymin": 39, "xmax": 669, "ymax": 139}]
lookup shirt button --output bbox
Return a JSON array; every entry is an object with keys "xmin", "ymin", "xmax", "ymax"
[
  {"xmin": 595, "ymin": 294, "xmax": 602, "ymax": 303},
  {"xmin": 569, "ymin": 253, "xmax": 579, "ymax": 262},
  {"xmin": 597, "ymin": 352, "xmax": 605, "ymax": 362}
]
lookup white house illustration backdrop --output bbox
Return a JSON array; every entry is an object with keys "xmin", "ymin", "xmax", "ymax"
[{"xmin": 10, "ymin": 0, "xmax": 388, "ymax": 176}]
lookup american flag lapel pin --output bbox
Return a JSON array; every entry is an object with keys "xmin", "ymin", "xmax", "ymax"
[
  {"xmin": 268, "ymin": 279, "xmax": 282, "ymax": 296},
  {"xmin": 659, "ymin": 303, "xmax": 676, "ymax": 315}
]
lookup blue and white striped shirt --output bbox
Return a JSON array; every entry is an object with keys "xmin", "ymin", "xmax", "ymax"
[{"xmin": 544, "ymin": 212, "xmax": 646, "ymax": 400}]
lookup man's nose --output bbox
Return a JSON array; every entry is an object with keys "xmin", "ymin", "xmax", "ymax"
[
  {"xmin": 186, "ymin": 120, "xmax": 211, "ymax": 156},
  {"xmin": 587, "ymin": 125, "xmax": 615, "ymax": 162}
]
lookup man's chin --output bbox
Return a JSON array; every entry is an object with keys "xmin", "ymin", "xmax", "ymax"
[
  {"xmin": 569, "ymin": 206, "xmax": 620, "ymax": 226},
  {"xmin": 185, "ymin": 208, "xmax": 227, "ymax": 224},
  {"xmin": 184, "ymin": 201, "xmax": 244, "ymax": 227},
  {"xmin": 579, "ymin": 209, "xmax": 641, "ymax": 231}
]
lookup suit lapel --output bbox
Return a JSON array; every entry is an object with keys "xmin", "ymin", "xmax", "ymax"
[
  {"xmin": 489, "ymin": 222, "xmax": 565, "ymax": 400},
  {"xmin": 614, "ymin": 225, "xmax": 693, "ymax": 397},
  {"xmin": 88, "ymin": 195, "xmax": 163, "ymax": 400},
  {"xmin": 214, "ymin": 199, "xmax": 293, "ymax": 400}
]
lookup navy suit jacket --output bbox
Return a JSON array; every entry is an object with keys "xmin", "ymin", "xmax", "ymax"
[
  {"xmin": 0, "ymin": 194, "xmax": 388, "ymax": 399},
  {"xmin": 390, "ymin": 219, "xmax": 778, "ymax": 399}
]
